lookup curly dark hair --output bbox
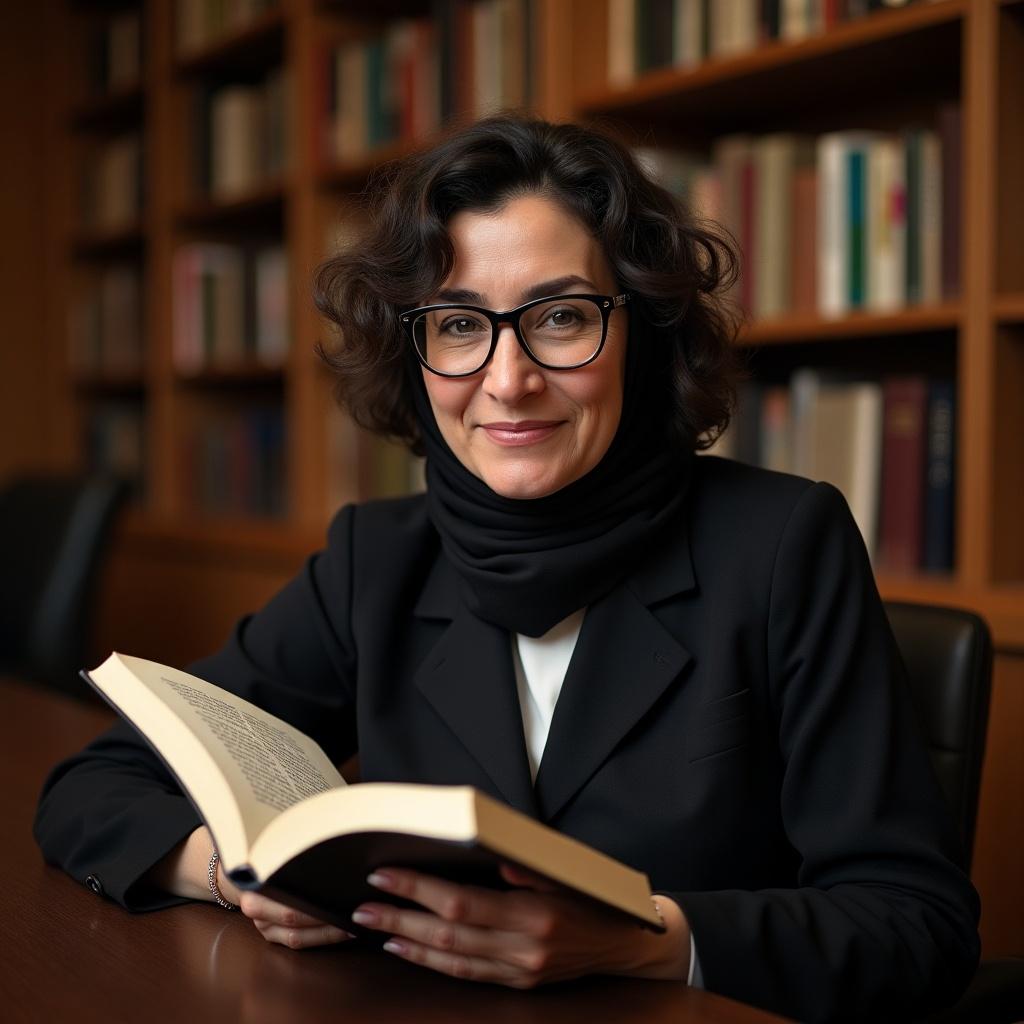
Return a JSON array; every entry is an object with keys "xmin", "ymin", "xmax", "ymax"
[{"xmin": 313, "ymin": 112, "xmax": 745, "ymax": 454}]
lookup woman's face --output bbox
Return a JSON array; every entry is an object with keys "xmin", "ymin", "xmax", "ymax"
[{"xmin": 421, "ymin": 194, "xmax": 627, "ymax": 500}]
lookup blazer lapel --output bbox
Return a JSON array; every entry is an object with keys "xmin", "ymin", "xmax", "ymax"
[
  {"xmin": 534, "ymin": 517, "xmax": 697, "ymax": 822},
  {"xmin": 414, "ymin": 559, "xmax": 537, "ymax": 817},
  {"xmin": 412, "ymin": 507, "xmax": 697, "ymax": 824}
]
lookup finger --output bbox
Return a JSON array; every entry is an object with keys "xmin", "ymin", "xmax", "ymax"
[
  {"xmin": 367, "ymin": 869, "xmax": 537, "ymax": 931},
  {"xmin": 351, "ymin": 902, "xmax": 521, "ymax": 960},
  {"xmin": 381, "ymin": 936, "xmax": 530, "ymax": 987},
  {"xmin": 239, "ymin": 891, "xmax": 339, "ymax": 930},
  {"xmin": 498, "ymin": 862, "xmax": 562, "ymax": 892},
  {"xmin": 251, "ymin": 919, "xmax": 353, "ymax": 950}
]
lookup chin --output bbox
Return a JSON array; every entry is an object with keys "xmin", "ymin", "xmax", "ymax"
[{"xmin": 477, "ymin": 459, "xmax": 580, "ymax": 501}]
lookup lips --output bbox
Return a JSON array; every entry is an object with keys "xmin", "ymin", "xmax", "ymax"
[{"xmin": 479, "ymin": 421, "xmax": 563, "ymax": 446}]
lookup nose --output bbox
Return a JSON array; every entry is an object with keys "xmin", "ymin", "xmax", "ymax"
[{"xmin": 481, "ymin": 324, "xmax": 545, "ymax": 404}]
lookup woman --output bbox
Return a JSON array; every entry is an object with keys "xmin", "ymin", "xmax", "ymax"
[{"xmin": 35, "ymin": 114, "xmax": 979, "ymax": 1023}]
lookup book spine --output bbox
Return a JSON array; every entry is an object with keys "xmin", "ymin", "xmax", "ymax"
[
  {"xmin": 923, "ymin": 379, "xmax": 955, "ymax": 572},
  {"xmin": 904, "ymin": 129, "xmax": 921, "ymax": 304},
  {"xmin": 817, "ymin": 133, "xmax": 849, "ymax": 317},
  {"xmin": 938, "ymin": 102, "xmax": 962, "ymax": 299},
  {"xmin": 791, "ymin": 161, "xmax": 818, "ymax": 313},
  {"xmin": 878, "ymin": 375, "xmax": 929, "ymax": 572},
  {"xmin": 919, "ymin": 130, "xmax": 943, "ymax": 304},
  {"xmin": 847, "ymin": 144, "xmax": 866, "ymax": 309},
  {"xmin": 608, "ymin": 0, "xmax": 636, "ymax": 85}
]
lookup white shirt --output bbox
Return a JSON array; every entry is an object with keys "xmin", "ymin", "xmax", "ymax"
[{"xmin": 510, "ymin": 609, "xmax": 702, "ymax": 988}]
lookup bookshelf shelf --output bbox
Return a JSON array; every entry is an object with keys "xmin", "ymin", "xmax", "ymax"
[
  {"xmin": 994, "ymin": 293, "xmax": 1024, "ymax": 323},
  {"xmin": 121, "ymin": 511, "xmax": 318, "ymax": 560},
  {"xmin": 70, "ymin": 82, "xmax": 145, "ymax": 131},
  {"xmin": 173, "ymin": 8, "xmax": 286, "ymax": 80},
  {"xmin": 317, "ymin": 139, "xmax": 423, "ymax": 190},
  {"xmin": 72, "ymin": 372, "xmax": 147, "ymax": 395},
  {"xmin": 740, "ymin": 305, "xmax": 962, "ymax": 346},
  {"xmin": 576, "ymin": 1, "xmax": 963, "ymax": 128},
  {"xmin": 175, "ymin": 363, "xmax": 286, "ymax": 387},
  {"xmin": 877, "ymin": 576, "xmax": 1024, "ymax": 652},
  {"xmin": 176, "ymin": 180, "xmax": 288, "ymax": 229},
  {"xmin": 317, "ymin": 0, "xmax": 432, "ymax": 15},
  {"xmin": 72, "ymin": 226, "xmax": 146, "ymax": 259}
]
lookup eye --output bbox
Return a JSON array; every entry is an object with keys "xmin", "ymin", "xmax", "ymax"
[
  {"xmin": 439, "ymin": 315, "xmax": 486, "ymax": 336},
  {"xmin": 544, "ymin": 307, "xmax": 583, "ymax": 327}
]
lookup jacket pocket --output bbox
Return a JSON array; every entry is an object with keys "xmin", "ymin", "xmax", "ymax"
[{"xmin": 687, "ymin": 688, "xmax": 751, "ymax": 763}]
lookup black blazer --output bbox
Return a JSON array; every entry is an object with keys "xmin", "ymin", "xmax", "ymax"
[{"xmin": 35, "ymin": 456, "xmax": 980, "ymax": 1023}]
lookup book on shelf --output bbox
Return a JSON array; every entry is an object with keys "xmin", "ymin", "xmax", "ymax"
[
  {"xmin": 319, "ymin": 0, "xmax": 532, "ymax": 166},
  {"xmin": 641, "ymin": 111, "xmax": 959, "ymax": 320},
  {"xmin": 923, "ymin": 378, "xmax": 955, "ymax": 572},
  {"xmin": 878, "ymin": 375, "xmax": 929, "ymax": 572},
  {"xmin": 69, "ymin": 265, "xmax": 144, "ymax": 377},
  {"xmin": 183, "ymin": 405, "xmax": 286, "ymax": 519},
  {"xmin": 176, "ymin": 0, "xmax": 278, "ymax": 56},
  {"xmin": 707, "ymin": 369, "xmax": 955, "ymax": 573},
  {"xmin": 80, "ymin": 135, "xmax": 143, "ymax": 233},
  {"xmin": 193, "ymin": 68, "xmax": 289, "ymax": 199},
  {"xmin": 83, "ymin": 653, "xmax": 665, "ymax": 936},
  {"xmin": 86, "ymin": 9, "xmax": 142, "ymax": 95},
  {"xmin": 607, "ymin": 0, "xmax": 948, "ymax": 80},
  {"xmin": 173, "ymin": 242, "xmax": 289, "ymax": 373}
]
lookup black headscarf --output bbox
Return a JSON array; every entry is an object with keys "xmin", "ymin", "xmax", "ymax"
[{"xmin": 412, "ymin": 316, "xmax": 694, "ymax": 637}]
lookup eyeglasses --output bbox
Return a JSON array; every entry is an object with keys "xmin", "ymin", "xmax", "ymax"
[{"xmin": 400, "ymin": 293, "xmax": 631, "ymax": 378}]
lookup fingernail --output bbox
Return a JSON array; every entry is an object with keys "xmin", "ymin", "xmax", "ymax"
[
  {"xmin": 383, "ymin": 939, "xmax": 407, "ymax": 955},
  {"xmin": 367, "ymin": 871, "xmax": 394, "ymax": 890},
  {"xmin": 351, "ymin": 909, "xmax": 378, "ymax": 926}
]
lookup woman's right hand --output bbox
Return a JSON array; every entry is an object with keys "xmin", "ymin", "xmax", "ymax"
[{"xmin": 151, "ymin": 826, "xmax": 352, "ymax": 950}]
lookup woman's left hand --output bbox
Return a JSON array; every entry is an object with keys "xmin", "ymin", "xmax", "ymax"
[{"xmin": 350, "ymin": 863, "xmax": 691, "ymax": 988}]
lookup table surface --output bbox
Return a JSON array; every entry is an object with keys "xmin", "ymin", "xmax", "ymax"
[{"xmin": 0, "ymin": 679, "xmax": 791, "ymax": 1023}]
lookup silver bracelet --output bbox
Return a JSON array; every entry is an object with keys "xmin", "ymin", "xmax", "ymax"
[
  {"xmin": 651, "ymin": 895, "xmax": 666, "ymax": 931},
  {"xmin": 207, "ymin": 849, "xmax": 239, "ymax": 910}
]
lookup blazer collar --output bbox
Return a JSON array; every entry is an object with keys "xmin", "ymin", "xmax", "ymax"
[{"xmin": 413, "ymin": 510, "xmax": 697, "ymax": 822}]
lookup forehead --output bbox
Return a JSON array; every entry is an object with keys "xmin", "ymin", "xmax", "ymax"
[{"xmin": 441, "ymin": 195, "xmax": 614, "ymax": 300}]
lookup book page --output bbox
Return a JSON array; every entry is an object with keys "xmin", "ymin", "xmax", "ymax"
[
  {"xmin": 161, "ymin": 678, "xmax": 339, "ymax": 812},
  {"xmin": 87, "ymin": 653, "xmax": 345, "ymax": 867}
]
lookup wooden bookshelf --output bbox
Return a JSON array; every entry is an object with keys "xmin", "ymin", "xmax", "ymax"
[
  {"xmin": 994, "ymin": 293, "xmax": 1024, "ymax": 322},
  {"xmin": 740, "ymin": 304, "xmax": 962, "ymax": 345},
  {"xmin": 42, "ymin": 0, "xmax": 1024, "ymax": 954}
]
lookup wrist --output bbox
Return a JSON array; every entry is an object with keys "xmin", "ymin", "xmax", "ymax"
[{"xmin": 618, "ymin": 896, "xmax": 692, "ymax": 981}]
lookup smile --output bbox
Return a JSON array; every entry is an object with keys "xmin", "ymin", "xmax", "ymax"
[{"xmin": 479, "ymin": 421, "xmax": 563, "ymax": 446}]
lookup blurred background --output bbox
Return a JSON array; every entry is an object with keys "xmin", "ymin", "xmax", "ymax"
[{"xmin": 0, "ymin": 0, "xmax": 1020, "ymax": 955}]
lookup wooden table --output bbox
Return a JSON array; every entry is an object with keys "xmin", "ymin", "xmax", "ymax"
[{"xmin": 0, "ymin": 680, "xmax": 791, "ymax": 1023}]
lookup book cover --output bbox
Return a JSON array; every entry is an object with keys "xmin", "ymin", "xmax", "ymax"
[{"xmin": 879, "ymin": 375, "xmax": 929, "ymax": 572}]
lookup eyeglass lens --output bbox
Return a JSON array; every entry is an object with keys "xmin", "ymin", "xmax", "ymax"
[{"xmin": 412, "ymin": 297, "xmax": 605, "ymax": 375}]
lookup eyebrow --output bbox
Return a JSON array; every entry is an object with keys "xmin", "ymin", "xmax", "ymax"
[{"xmin": 431, "ymin": 275, "xmax": 599, "ymax": 307}]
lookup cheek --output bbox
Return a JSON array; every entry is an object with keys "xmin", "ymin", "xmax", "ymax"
[
  {"xmin": 570, "ymin": 363, "xmax": 624, "ymax": 433},
  {"xmin": 423, "ymin": 375, "xmax": 477, "ymax": 436}
]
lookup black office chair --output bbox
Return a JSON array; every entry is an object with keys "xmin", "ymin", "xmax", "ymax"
[
  {"xmin": 884, "ymin": 601, "xmax": 1024, "ymax": 1024},
  {"xmin": 0, "ymin": 473, "xmax": 126, "ymax": 698}
]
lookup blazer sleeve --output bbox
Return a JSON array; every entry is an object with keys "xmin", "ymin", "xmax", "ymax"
[
  {"xmin": 665, "ymin": 482, "xmax": 981, "ymax": 1024},
  {"xmin": 33, "ymin": 505, "xmax": 360, "ymax": 911}
]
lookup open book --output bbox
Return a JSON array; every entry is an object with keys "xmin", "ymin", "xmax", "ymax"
[{"xmin": 83, "ymin": 653, "xmax": 664, "ymax": 933}]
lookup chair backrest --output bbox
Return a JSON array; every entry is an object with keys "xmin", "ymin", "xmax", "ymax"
[
  {"xmin": 0, "ymin": 474, "xmax": 126, "ymax": 696},
  {"xmin": 884, "ymin": 600, "xmax": 993, "ymax": 870}
]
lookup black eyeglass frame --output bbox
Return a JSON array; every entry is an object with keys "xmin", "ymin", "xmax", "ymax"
[{"xmin": 400, "ymin": 292, "xmax": 631, "ymax": 378}]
